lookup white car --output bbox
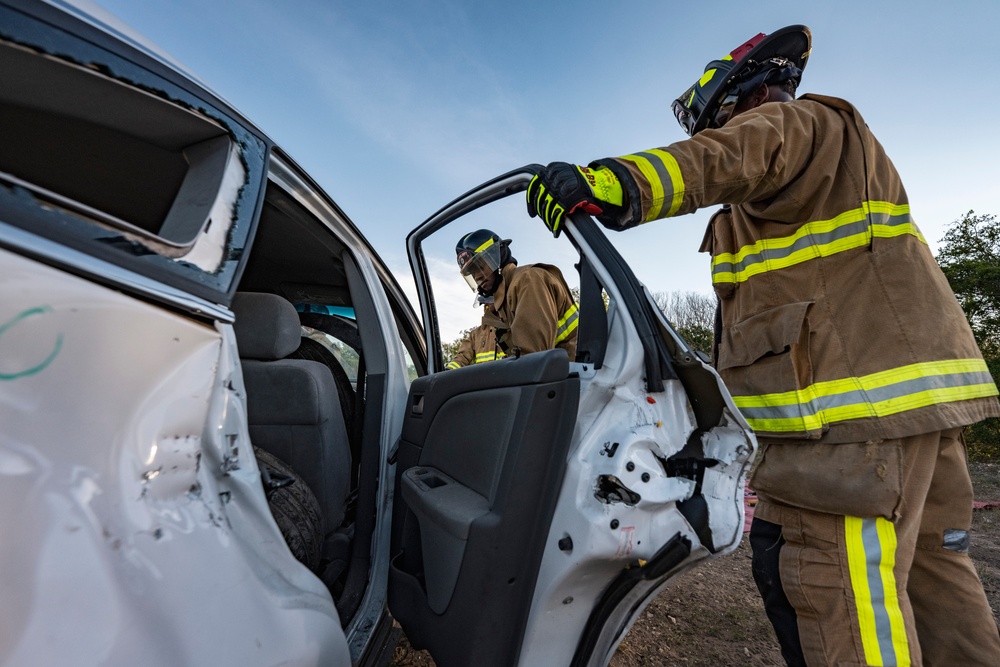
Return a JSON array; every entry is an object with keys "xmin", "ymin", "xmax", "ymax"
[{"xmin": 0, "ymin": 1, "xmax": 756, "ymax": 665}]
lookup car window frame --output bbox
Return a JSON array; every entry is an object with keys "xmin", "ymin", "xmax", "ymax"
[{"xmin": 0, "ymin": 2, "xmax": 269, "ymax": 307}]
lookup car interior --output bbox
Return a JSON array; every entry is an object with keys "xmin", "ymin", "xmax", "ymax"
[
  {"xmin": 233, "ymin": 177, "xmax": 425, "ymax": 624},
  {"xmin": 233, "ymin": 175, "xmax": 619, "ymax": 665}
]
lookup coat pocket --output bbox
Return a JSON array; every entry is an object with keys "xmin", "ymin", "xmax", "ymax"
[
  {"xmin": 718, "ymin": 302, "xmax": 820, "ymax": 438},
  {"xmin": 750, "ymin": 439, "xmax": 903, "ymax": 520},
  {"xmin": 721, "ymin": 302, "xmax": 812, "ymax": 367}
]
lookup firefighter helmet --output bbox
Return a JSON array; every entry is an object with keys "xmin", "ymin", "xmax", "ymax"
[
  {"xmin": 455, "ymin": 229, "xmax": 515, "ymax": 296},
  {"xmin": 672, "ymin": 25, "xmax": 811, "ymax": 136}
]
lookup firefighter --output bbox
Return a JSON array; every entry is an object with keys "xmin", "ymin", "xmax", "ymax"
[
  {"xmin": 446, "ymin": 229, "xmax": 578, "ymax": 369},
  {"xmin": 526, "ymin": 25, "xmax": 1000, "ymax": 667}
]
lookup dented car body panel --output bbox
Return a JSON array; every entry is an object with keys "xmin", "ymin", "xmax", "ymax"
[{"xmin": 0, "ymin": 248, "xmax": 349, "ymax": 665}]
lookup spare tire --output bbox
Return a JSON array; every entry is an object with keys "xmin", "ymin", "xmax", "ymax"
[{"xmin": 255, "ymin": 446, "xmax": 324, "ymax": 573}]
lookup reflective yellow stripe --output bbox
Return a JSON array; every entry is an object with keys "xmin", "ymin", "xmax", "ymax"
[
  {"xmin": 474, "ymin": 350, "xmax": 505, "ymax": 363},
  {"xmin": 876, "ymin": 519, "xmax": 911, "ymax": 663},
  {"xmin": 474, "ymin": 237, "xmax": 495, "ymax": 253},
  {"xmin": 657, "ymin": 150, "xmax": 685, "ymax": 218},
  {"xmin": 735, "ymin": 358, "xmax": 989, "ymax": 408},
  {"xmin": 733, "ymin": 358, "xmax": 998, "ymax": 433},
  {"xmin": 711, "ymin": 202, "xmax": 924, "ymax": 285},
  {"xmin": 446, "ymin": 360, "xmax": 461, "ymax": 370},
  {"xmin": 618, "ymin": 149, "xmax": 685, "ymax": 221},
  {"xmin": 698, "ymin": 68, "xmax": 717, "ymax": 87},
  {"xmin": 845, "ymin": 517, "xmax": 910, "ymax": 666},
  {"xmin": 554, "ymin": 303, "xmax": 579, "ymax": 344}
]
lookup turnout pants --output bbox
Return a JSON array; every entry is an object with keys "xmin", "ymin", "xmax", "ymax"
[{"xmin": 750, "ymin": 428, "xmax": 1000, "ymax": 666}]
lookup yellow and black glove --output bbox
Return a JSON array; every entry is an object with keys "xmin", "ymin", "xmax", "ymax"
[{"xmin": 526, "ymin": 162, "xmax": 625, "ymax": 237}]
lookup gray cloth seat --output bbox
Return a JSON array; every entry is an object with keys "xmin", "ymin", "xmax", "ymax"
[{"xmin": 232, "ymin": 292, "xmax": 351, "ymax": 533}]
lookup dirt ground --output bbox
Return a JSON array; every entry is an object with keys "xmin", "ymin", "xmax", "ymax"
[{"xmin": 391, "ymin": 460, "xmax": 1000, "ymax": 667}]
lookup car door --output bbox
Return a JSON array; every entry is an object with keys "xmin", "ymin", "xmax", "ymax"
[{"xmin": 388, "ymin": 167, "xmax": 757, "ymax": 666}]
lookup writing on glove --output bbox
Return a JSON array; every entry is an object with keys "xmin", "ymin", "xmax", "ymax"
[{"xmin": 526, "ymin": 162, "xmax": 624, "ymax": 237}]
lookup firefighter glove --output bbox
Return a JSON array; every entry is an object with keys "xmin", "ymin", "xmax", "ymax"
[{"xmin": 526, "ymin": 162, "xmax": 624, "ymax": 237}]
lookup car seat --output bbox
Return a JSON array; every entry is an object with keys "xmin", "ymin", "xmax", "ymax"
[{"xmin": 232, "ymin": 292, "xmax": 352, "ymax": 534}]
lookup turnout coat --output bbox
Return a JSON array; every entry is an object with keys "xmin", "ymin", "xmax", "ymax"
[
  {"xmin": 597, "ymin": 94, "xmax": 999, "ymax": 446},
  {"xmin": 447, "ymin": 262, "xmax": 578, "ymax": 369}
]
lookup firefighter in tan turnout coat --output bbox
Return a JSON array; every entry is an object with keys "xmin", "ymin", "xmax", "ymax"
[
  {"xmin": 526, "ymin": 25, "xmax": 1000, "ymax": 667},
  {"xmin": 447, "ymin": 229, "xmax": 577, "ymax": 369}
]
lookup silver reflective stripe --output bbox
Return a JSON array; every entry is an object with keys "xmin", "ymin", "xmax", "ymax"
[
  {"xmin": 712, "ymin": 208, "xmax": 917, "ymax": 284},
  {"xmin": 860, "ymin": 519, "xmax": 898, "ymax": 666},
  {"xmin": 846, "ymin": 516, "xmax": 910, "ymax": 665},
  {"xmin": 736, "ymin": 370, "xmax": 996, "ymax": 423},
  {"xmin": 555, "ymin": 304, "xmax": 579, "ymax": 344},
  {"xmin": 633, "ymin": 151, "xmax": 677, "ymax": 213},
  {"xmin": 711, "ymin": 218, "xmax": 871, "ymax": 277},
  {"xmin": 618, "ymin": 150, "xmax": 684, "ymax": 220}
]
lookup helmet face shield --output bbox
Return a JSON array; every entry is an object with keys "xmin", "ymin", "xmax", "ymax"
[
  {"xmin": 458, "ymin": 239, "xmax": 503, "ymax": 292},
  {"xmin": 709, "ymin": 89, "xmax": 741, "ymax": 129},
  {"xmin": 671, "ymin": 84, "xmax": 699, "ymax": 136}
]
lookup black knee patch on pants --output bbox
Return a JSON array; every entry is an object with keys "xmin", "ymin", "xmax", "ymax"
[
  {"xmin": 750, "ymin": 517, "xmax": 806, "ymax": 667},
  {"xmin": 943, "ymin": 528, "xmax": 970, "ymax": 552}
]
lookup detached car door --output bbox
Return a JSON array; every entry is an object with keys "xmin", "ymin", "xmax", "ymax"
[{"xmin": 389, "ymin": 167, "xmax": 757, "ymax": 666}]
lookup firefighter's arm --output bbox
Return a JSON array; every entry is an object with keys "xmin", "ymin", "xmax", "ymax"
[
  {"xmin": 446, "ymin": 335, "xmax": 474, "ymax": 370},
  {"xmin": 597, "ymin": 101, "xmax": 818, "ymax": 226}
]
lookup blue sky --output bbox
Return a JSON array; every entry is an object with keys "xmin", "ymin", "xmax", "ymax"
[{"xmin": 91, "ymin": 0, "xmax": 1000, "ymax": 339}]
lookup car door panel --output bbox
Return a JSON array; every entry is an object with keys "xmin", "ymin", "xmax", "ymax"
[
  {"xmin": 389, "ymin": 349, "xmax": 580, "ymax": 666},
  {"xmin": 395, "ymin": 168, "xmax": 756, "ymax": 666}
]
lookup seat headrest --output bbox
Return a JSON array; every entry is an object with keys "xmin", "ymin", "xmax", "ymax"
[{"xmin": 232, "ymin": 292, "xmax": 302, "ymax": 360}]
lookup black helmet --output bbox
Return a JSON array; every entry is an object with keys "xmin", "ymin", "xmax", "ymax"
[
  {"xmin": 672, "ymin": 25, "xmax": 811, "ymax": 136},
  {"xmin": 455, "ymin": 229, "xmax": 515, "ymax": 296}
]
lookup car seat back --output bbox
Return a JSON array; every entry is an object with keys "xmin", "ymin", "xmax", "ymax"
[{"xmin": 232, "ymin": 292, "xmax": 351, "ymax": 533}]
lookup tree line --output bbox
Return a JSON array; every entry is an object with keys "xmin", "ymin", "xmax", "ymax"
[{"xmin": 937, "ymin": 211, "xmax": 1000, "ymax": 459}]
